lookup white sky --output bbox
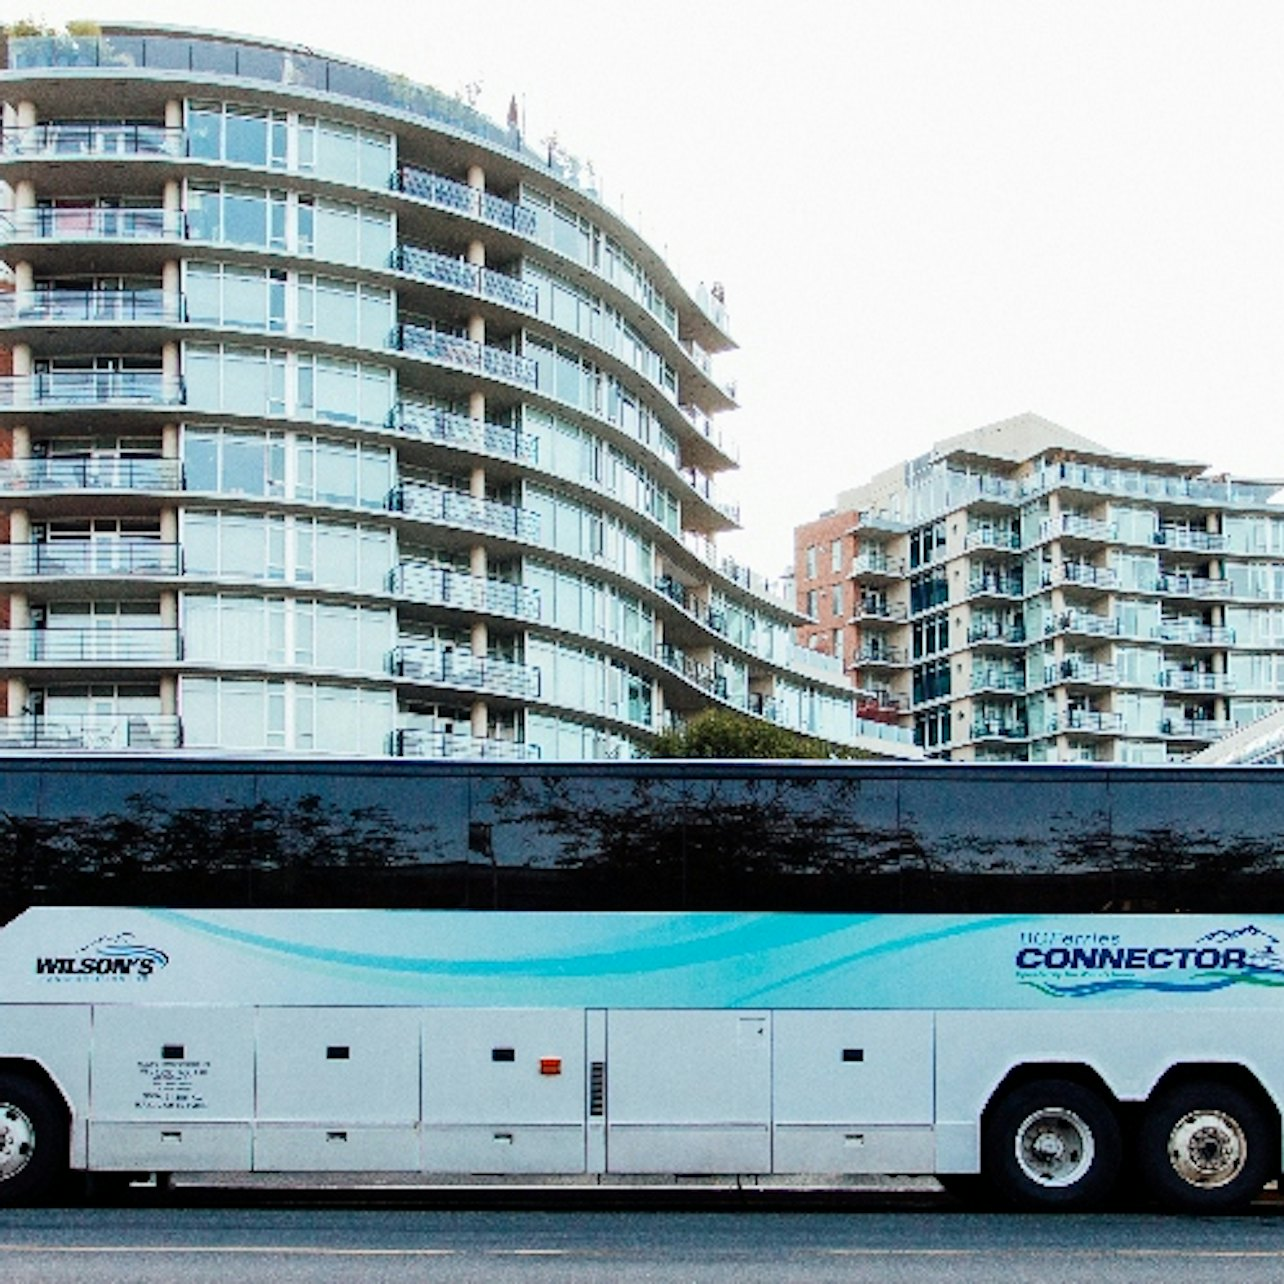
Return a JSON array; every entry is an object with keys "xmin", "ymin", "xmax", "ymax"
[{"xmin": 17, "ymin": 0, "xmax": 1284, "ymax": 580}]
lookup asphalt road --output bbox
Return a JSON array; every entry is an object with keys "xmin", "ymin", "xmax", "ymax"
[{"xmin": 3, "ymin": 1195, "xmax": 1284, "ymax": 1283}]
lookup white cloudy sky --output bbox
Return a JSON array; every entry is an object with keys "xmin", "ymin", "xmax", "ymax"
[{"xmin": 17, "ymin": 0, "xmax": 1284, "ymax": 579}]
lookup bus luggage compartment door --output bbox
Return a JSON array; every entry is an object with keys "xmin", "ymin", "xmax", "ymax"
[
  {"xmin": 605, "ymin": 1010, "xmax": 771, "ymax": 1173},
  {"xmin": 87, "ymin": 1005, "xmax": 254, "ymax": 1171},
  {"xmin": 253, "ymin": 1007, "xmax": 421, "ymax": 1172},
  {"xmin": 771, "ymin": 1010, "xmax": 935, "ymax": 1173},
  {"xmin": 421, "ymin": 1008, "xmax": 586, "ymax": 1174}
]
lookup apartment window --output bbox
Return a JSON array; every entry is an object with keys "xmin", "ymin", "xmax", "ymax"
[
  {"xmin": 805, "ymin": 545, "xmax": 818, "ymax": 578},
  {"xmin": 806, "ymin": 589, "xmax": 818, "ymax": 618},
  {"xmin": 832, "ymin": 583, "xmax": 844, "ymax": 617},
  {"xmin": 831, "ymin": 539, "xmax": 842, "ymax": 573}
]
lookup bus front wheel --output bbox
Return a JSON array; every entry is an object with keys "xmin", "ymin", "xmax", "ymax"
[
  {"xmin": 983, "ymin": 1078, "xmax": 1121, "ymax": 1210},
  {"xmin": 1138, "ymin": 1080, "xmax": 1274, "ymax": 1213},
  {"xmin": 0, "ymin": 1071, "xmax": 68, "ymax": 1206}
]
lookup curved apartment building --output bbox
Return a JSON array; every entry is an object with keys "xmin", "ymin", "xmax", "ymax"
[{"xmin": 0, "ymin": 24, "xmax": 904, "ymax": 759}]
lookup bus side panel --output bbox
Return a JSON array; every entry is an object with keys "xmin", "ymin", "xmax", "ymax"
[
  {"xmin": 606, "ymin": 1010, "xmax": 771, "ymax": 1173},
  {"xmin": 254, "ymin": 1007, "xmax": 421, "ymax": 1172},
  {"xmin": 934, "ymin": 1008, "xmax": 1284, "ymax": 1173},
  {"xmin": 421, "ymin": 1009, "xmax": 586, "ymax": 1174},
  {"xmin": 87, "ymin": 1005, "xmax": 253, "ymax": 1171},
  {"xmin": 0, "ymin": 1004, "xmax": 91, "ymax": 1168},
  {"xmin": 771, "ymin": 1010, "xmax": 935, "ymax": 1174}
]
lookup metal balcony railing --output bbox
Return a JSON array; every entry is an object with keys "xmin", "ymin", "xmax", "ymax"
[
  {"xmin": 0, "ymin": 713, "xmax": 181, "ymax": 750},
  {"xmin": 394, "ymin": 164, "xmax": 538, "ymax": 237},
  {"xmin": 388, "ymin": 401, "xmax": 539, "ymax": 465},
  {"xmin": 390, "ymin": 644, "xmax": 541, "ymax": 699},
  {"xmin": 0, "ymin": 372, "xmax": 183, "ymax": 408},
  {"xmin": 391, "ymin": 322, "xmax": 538, "ymax": 388},
  {"xmin": 0, "ymin": 628, "xmax": 181, "ymax": 664},
  {"xmin": 0, "ymin": 541, "xmax": 180, "ymax": 578},
  {"xmin": 391, "ymin": 728, "xmax": 538, "ymax": 759},
  {"xmin": 389, "ymin": 561, "xmax": 540, "ymax": 621},
  {"xmin": 390, "ymin": 482, "xmax": 540, "ymax": 542},
  {"xmin": 0, "ymin": 122, "xmax": 184, "ymax": 156},
  {"xmin": 391, "ymin": 244, "xmax": 537, "ymax": 313},
  {"xmin": 0, "ymin": 457, "xmax": 181, "ymax": 493},
  {"xmin": 0, "ymin": 289, "xmax": 181, "ymax": 325}
]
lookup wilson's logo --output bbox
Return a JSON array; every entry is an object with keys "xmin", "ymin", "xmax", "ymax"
[{"xmin": 35, "ymin": 933, "xmax": 169, "ymax": 980}]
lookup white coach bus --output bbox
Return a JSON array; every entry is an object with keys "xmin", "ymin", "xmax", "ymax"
[{"xmin": 0, "ymin": 757, "xmax": 1281, "ymax": 1212}]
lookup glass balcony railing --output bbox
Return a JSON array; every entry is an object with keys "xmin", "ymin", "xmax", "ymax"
[
  {"xmin": 390, "ymin": 322, "xmax": 538, "ymax": 388},
  {"xmin": 970, "ymin": 719, "xmax": 1029, "ymax": 740},
  {"xmin": 1156, "ymin": 574, "xmax": 1231, "ymax": 600},
  {"xmin": 389, "ymin": 561, "xmax": 540, "ymax": 621},
  {"xmin": 853, "ymin": 598, "xmax": 908, "ymax": 623},
  {"xmin": 856, "ymin": 645, "xmax": 907, "ymax": 666},
  {"xmin": 0, "ymin": 289, "xmax": 181, "ymax": 325},
  {"xmin": 0, "ymin": 712, "xmax": 181, "ymax": 750},
  {"xmin": 964, "ymin": 527, "xmax": 1021, "ymax": 551},
  {"xmin": 388, "ymin": 400, "xmax": 539, "ymax": 465},
  {"xmin": 0, "ymin": 372, "xmax": 183, "ymax": 409},
  {"xmin": 1152, "ymin": 621, "xmax": 1235, "ymax": 646},
  {"xmin": 0, "ymin": 122, "xmax": 184, "ymax": 157},
  {"xmin": 390, "ymin": 482, "xmax": 540, "ymax": 542},
  {"xmin": 0, "ymin": 206, "xmax": 181, "ymax": 240},
  {"xmin": 1044, "ymin": 609, "xmax": 1121, "ymax": 638},
  {"xmin": 852, "ymin": 552, "xmax": 905, "ymax": 577},
  {"xmin": 967, "ymin": 573, "xmax": 1024, "ymax": 598},
  {"xmin": 0, "ymin": 457, "xmax": 181, "ymax": 493},
  {"xmin": 0, "ymin": 628, "xmax": 181, "ymax": 663},
  {"xmin": 1160, "ymin": 670, "xmax": 1236, "ymax": 693},
  {"xmin": 390, "ymin": 644, "xmax": 541, "ymax": 699},
  {"xmin": 1044, "ymin": 659, "xmax": 1119, "ymax": 686},
  {"xmin": 653, "ymin": 576, "xmax": 729, "ymax": 638},
  {"xmin": 391, "ymin": 244, "xmax": 537, "ymax": 313},
  {"xmin": 1047, "ymin": 710, "xmax": 1124, "ymax": 734},
  {"xmin": 391, "ymin": 728, "xmax": 538, "ymax": 759},
  {"xmin": 1161, "ymin": 717, "xmax": 1236, "ymax": 739},
  {"xmin": 0, "ymin": 541, "xmax": 181, "ymax": 577},
  {"xmin": 967, "ymin": 622, "xmax": 1026, "ymax": 644},
  {"xmin": 655, "ymin": 642, "xmax": 727, "ymax": 699}
]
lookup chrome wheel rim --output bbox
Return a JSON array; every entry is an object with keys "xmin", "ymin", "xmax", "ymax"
[
  {"xmin": 1014, "ymin": 1106, "xmax": 1095, "ymax": 1188},
  {"xmin": 1168, "ymin": 1110, "xmax": 1247, "ymax": 1189},
  {"xmin": 0, "ymin": 1103, "xmax": 35, "ymax": 1182}
]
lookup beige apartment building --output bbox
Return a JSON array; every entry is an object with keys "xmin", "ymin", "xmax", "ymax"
[{"xmin": 796, "ymin": 413, "xmax": 1284, "ymax": 761}]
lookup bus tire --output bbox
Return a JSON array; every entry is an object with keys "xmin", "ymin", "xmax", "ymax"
[
  {"xmin": 983, "ymin": 1078, "xmax": 1121, "ymax": 1210},
  {"xmin": 1137, "ymin": 1080, "xmax": 1274, "ymax": 1213},
  {"xmin": 0, "ymin": 1071, "xmax": 67, "ymax": 1206}
]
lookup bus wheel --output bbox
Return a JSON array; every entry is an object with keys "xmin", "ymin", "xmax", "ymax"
[
  {"xmin": 0, "ymin": 1072, "xmax": 67, "ymax": 1206},
  {"xmin": 1138, "ymin": 1080, "xmax": 1274, "ymax": 1213},
  {"xmin": 983, "ymin": 1078, "xmax": 1121, "ymax": 1210}
]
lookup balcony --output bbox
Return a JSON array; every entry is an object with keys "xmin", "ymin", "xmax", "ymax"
[
  {"xmin": 1047, "ymin": 710, "xmax": 1124, "ymax": 735},
  {"xmin": 1, "ymin": 122, "xmax": 184, "ymax": 157},
  {"xmin": 390, "ymin": 645, "xmax": 540, "ymax": 699},
  {"xmin": 656, "ymin": 642, "xmax": 727, "ymax": 698},
  {"xmin": 1155, "ymin": 527, "xmax": 1227, "ymax": 552},
  {"xmin": 1156, "ymin": 573, "xmax": 1231, "ymax": 600},
  {"xmin": 852, "ymin": 598, "xmax": 908, "ymax": 624},
  {"xmin": 1040, "ymin": 514, "xmax": 1117, "ymax": 544},
  {"xmin": 854, "ymin": 644, "xmax": 908, "ymax": 667},
  {"xmin": 391, "ymin": 322, "xmax": 538, "ymax": 389},
  {"xmin": 0, "ymin": 289, "xmax": 181, "ymax": 325},
  {"xmin": 680, "ymin": 467, "xmax": 740, "ymax": 525},
  {"xmin": 1045, "ymin": 659, "xmax": 1119, "ymax": 687},
  {"xmin": 0, "ymin": 372, "xmax": 183, "ymax": 410},
  {"xmin": 0, "ymin": 541, "xmax": 181, "ymax": 578},
  {"xmin": 392, "ymin": 728, "xmax": 538, "ymax": 759},
  {"xmin": 964, "ymin": 527, "xmax": 1020, "ymax": 552},
  {"xmin": 0, "ymin": 713, "xmax": 181, "ymax": 750},
  {"xmin": 391, "ymin": 482, "xmax": 540, "ymax": 542},
  {"xmin": 0, "ymin": 206, "xmax": 182, "ymax": 242},
  {"xmin": 0, "ymin": 457, "xmax": 181, "ymax": 494},
  {"xmin": 851, "ymin": 551, "xmax": 905, "ymax": 580},
  {"xmin": 967, "ymin": 572, "xmax": 1023, "ymax": 600},
  {"xmin": 1152, "ymin": 622, "xmax": 1235, "ymax": 646},
  {"xmin": 1049, "ymin": 563, "xmax": 1118, "ymax": 591},
  {"xmin": 1160, "ymin": 670, "xmax": 1236, "ymax": 693},
  {"xmin": 967, "ymin": 622, "xmax": 1026, "ymax": 645},
  {"xmin": 971, "ymin": 668, "xmax": 1025, "ymax": 693},
  {"xmin": 0, "ymin": 628, "xmax": 181, "ymax": 664},
  {"xmin": 970, "ymin": 719, "xmax": 1029, "ymax": 741},
  {"xmin": 654, "ymin": 576, "xmax": 730, "ymax": 638},
  {"xmin": 1160, "ymin": 718, "xmax": 1237, "ymax": 740},
  {"xmin": 394, "ymin": 164, "xmax": 538, "ymax": 237},
  {"xmin": 389, "ymin": 561, "xmax": 540, "ymax": 622},
  {"xmin": 388, "ymin": 401, "xmax": 539, "ymax": 465},
  {"xmin": 391, "ymin": 244, "xmax": 537, "ymax": 313},
  {"xmin": 1043, "ymin": 609, "xmax": 1121, "ymax": 639}
]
